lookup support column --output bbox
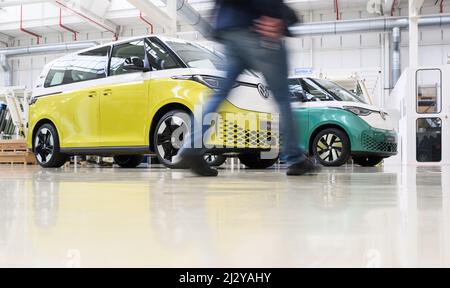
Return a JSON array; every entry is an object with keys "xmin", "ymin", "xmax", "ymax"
[
  {"xmin": 392, "ymin": 27, "xmax": 401, "ymax": 87},
  {"xmin": 409, "ymin": 0, "xmax": 423, "ymax": 69},
  {"xmin": 166, "ymin": 0, "xmax": 178, "ymax": 36}
]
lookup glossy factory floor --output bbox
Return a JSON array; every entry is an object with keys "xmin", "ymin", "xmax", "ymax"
[{"xmin": 0, "ymin": 163, "xmax": 449, "ymax": 268}]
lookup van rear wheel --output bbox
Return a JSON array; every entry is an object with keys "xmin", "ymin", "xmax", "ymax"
[
  {"xmin": 114, "ymin": 155, "xmax": 144, "ymax": 168},
  {"xmin": 204, "ymin": 154, "xmax": 227, "ymax": 167},
  {"xmin": 352, "ymin": 156, "xmax": 384, "ymax": 167},
  {"xmin": 238, "ymin": 153, "xmax": 278, "ymax": 169}
]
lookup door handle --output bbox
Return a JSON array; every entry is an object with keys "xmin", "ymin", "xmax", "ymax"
[
  {"xmin": 88, "ymin": 91, "xmax": 97, "ymax": 98},
  {"xmin": 102, "ymin": 89, "xmax": 112, "ymax": 96}
]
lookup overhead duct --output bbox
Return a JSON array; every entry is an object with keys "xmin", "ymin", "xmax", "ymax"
[
  {"xmin": 0, "ymin": 41, "xmax": 98, "ymax": 87},
  {"xmin": 161, "ymin": 0, "xmax": 213, "ymax": 37},
  {"xmin": 290, "ymin": 14, "xmax": 450, "ymax": 36},
  {"xmin": 392, "ymin": 26, "xmax": 401, "ymax": 87},
  {"xmin": 290, "ymin": 14, "xmax": 450, "ymax": 88}
]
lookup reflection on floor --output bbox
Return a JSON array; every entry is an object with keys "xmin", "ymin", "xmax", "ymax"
[{"xmin": 0, "ymin": 164, "xmax": 449, "ymax": 268}]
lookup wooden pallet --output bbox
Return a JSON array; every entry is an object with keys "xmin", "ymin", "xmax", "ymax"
[
  {"xmin": 0, "ymin": 140, "xmax": 36, "ymax": 165},
  {"xmin": 0, "ymin": 140, "xmax": 28, "ymax": 151},
  {"xmin": 0, "ymin": 152, "xmax": 36, "ymax": 165}
]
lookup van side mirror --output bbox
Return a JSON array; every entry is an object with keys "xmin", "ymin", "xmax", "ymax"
[{"xmin": 123, "ymin": 57, "xmax": 147, "ymax": 71}]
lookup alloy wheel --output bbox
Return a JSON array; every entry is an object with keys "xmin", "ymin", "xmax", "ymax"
[
  {"xmin": 34, "ymin": 128, "xmax": 54, "ymax": 164},
  {"xmin": 204, "ymin": 154, "xmax": 218, "ymax": 164},
  {"xmin": 156, "ymin": 115, "xmax": 188, "ymax": 164},
  {"xmin": 316, "ymin": 133, "xmax": 343, "ymax": 163}
]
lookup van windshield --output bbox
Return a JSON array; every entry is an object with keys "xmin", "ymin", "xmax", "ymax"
[
  {"xmin": 166, "ymin": 41, "xmax": 224, "ymax": 70},
  {"xmin": 313, "ymin": 78, "xmax": 365, "ymax": 103},
  {"xmin": 166, "ymin": 41, "xmax": 257, "ymax": 77}
]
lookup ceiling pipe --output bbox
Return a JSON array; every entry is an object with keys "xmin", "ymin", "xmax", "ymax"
[
  {"xmin": 335, "ymin": 0, "xmax": 340, "ymax": 21},
  {"xmin": 0, "ymin": 41, "xmax": 98, "ymax": 87},
  {"xmin": 391, "ymin": 0, "xmax": 398, "ymax": 16},
  {"xmin": 20, "ymin": 5, "xmax": 42, "ymax": 44},
  {"xmin": 59, "ymin": 8, "xmax": 78, "ymax": 41},
  {"xmin": 0, "ymin": 41, "xmax": 98, "ymax": 57},
  {"xmin": 139, "ymin": 11, "xmax": 154, "ymax": 34},
  {"xmin": 392, "ymin": 26, "xmax": 401, "ymax": 87},
  {"xmin": 289, "ymin": 14, "xmax": 450, "ymax": 36}
]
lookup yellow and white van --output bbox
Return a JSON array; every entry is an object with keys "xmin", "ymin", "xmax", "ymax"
[{"xmin": 27, "ymin": 36, "xmax": 276, "ymax": 169}]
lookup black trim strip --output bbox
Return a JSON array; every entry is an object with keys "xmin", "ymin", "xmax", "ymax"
[
  {"xmin": 61, "ymin": 146, "xmax": 152, "ymax": 156},
  {"xmin": 33, "ymin": 91, "xmax": 63, "ymax": 98},
  {"xmin": 351, "ymin": 151, "xmax": 398, "ymax": 157}
]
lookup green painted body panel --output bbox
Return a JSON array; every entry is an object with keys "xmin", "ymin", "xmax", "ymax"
[{"xmin": 293, "ymin": 107, "xmax": 397, "ymax": 156}]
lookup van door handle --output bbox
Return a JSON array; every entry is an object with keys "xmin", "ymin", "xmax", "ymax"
[
  {"xmin": 88, "ymin": 91, "xmax": 97, "ymax": 98},
  {"xmin": 102, "ymin": 89, "xmax": 112, "ymax": 96}
]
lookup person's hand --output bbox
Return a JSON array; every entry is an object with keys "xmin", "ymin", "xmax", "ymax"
[{"xmin": 254, "ymin": 16, "xmax": 285, "ymax": 40}]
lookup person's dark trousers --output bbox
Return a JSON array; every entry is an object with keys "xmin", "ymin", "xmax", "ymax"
[{"xmin": 189, "ymin": 28, "xmax": 306, "ymax": 166}]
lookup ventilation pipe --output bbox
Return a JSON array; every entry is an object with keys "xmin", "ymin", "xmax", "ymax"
[
  {"xmin": 161, "ymin": 0, "xmax": 213, "ymax": 37},
  {"xmin": 289, "ymin": 14, "xmax": 450, "ymax": 36},
  {"xmin": 0, "ymin": 41, "xmax": 98, "ymax": 87},
  {"xmin": 392, "ymin": 26, "xmax": 401, "ymax": 87},
  {"xmin": 290, "ymin": 14, "xmax": 450, "ymax": 89}
]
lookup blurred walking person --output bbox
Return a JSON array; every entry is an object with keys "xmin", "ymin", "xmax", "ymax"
[{"xmin": 181, "ymin": 0, "xmax": 318, "ymax": 177}]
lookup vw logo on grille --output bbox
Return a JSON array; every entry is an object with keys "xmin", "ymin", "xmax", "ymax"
[{"xmin": 257, "ymin": 84, "xmax": 270, "ymax": 99}]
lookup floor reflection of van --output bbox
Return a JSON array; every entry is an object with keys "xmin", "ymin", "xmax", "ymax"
[{"xmin": 417, "ymin": 118, "xmax": 442, "ymax": 162}]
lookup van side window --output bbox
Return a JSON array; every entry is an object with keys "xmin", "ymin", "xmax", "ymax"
[
  {"xmin": 110, "ymin": 40, "xmax": 146, "ymax": 76},
  {"xmin": 288, "ymin": 78, "xmax": 305, "ymax": 102},
  {"xmin": 146, "ymin": 40, "xmax": 179, "ymax": 70},
  {"xmin": 43, "ymin": 47, "xmax": 109, "ymax": 88},
  {"xmin": 68, "ymin": 46, "xmax": 109, "ymax": 83}
]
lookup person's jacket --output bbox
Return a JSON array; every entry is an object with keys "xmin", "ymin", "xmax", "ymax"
[{"xmin": 214, "ymin": 0, "xmax": 299, "ymax": 36}]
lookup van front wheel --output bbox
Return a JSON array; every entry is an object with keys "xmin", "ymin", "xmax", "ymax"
[{"xmin": 33, "ymin": 123, "xmax": 68, "ymax": 168}]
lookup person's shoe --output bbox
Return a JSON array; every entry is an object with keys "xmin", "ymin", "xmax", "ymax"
[
  {"xmin": 287, "ymin": 158, "xmax": 320, "ymax": 176},
  {"xmin": 180, "ymin": 149, "xmax": 219, "ymax": 177},
  {"xmin": 190, "ymin": 155, "xmax": 219, "ymax": 177}
]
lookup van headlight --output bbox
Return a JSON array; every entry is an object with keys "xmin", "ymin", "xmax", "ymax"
[
  {"xmin": 344, "ymin": 106, "xmax": 373, "ymax": 116},
  {"xmin": 29, "ymin": 97, "xmax": 38, "ymax": 105},
  {"xmin": 194, "ymin": 75, "xmax": 224, "ymax": 90}
]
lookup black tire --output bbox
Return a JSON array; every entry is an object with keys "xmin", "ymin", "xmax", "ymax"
[
  {"xmin": 312, "ymin": 128, "xmax": 351, "ymax": 167},
  {"xmin": 352, "ymin": 156, "xmax": 384, "ymax": 167},
  {"xmin": 238, "ymin": 153, "xmax": 279, "ymax": 169},
  {"xmin": 204, "ymin": 154, "xmax": 227, "ymax": 167},
  {"xmin": 114, "ymin": 155, "xmax": 145, "ymax": 168},
  {"xmin": 33, "ymin": 123, "xmax": 68, "ymax": 168},
  {"xmin": 153, "ymin": 110, "xmax": 191, "ymax": 169}
]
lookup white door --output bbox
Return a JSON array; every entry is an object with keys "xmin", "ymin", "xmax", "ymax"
[{"xmin": 414, "ymin": 67, "xmax": 449, "ymax": 165}]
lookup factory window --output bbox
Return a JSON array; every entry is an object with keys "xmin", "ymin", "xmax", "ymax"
[
  {"xmin": 416, "ymin": 118, "xmax": 442, "ymax": 162},
  {"xmin": 416, "ymin": 69, "xmax": 442, "ymax": 114}
]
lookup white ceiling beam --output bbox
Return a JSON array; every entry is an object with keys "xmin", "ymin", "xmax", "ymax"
[
  {"xmin": 51, "ymin": 0, "xmax": 119, "ymax": 36},
  {"xmin": 126, "ymin": 0, "xmax": 175, "ymax": 33},
  {"xmin": 0, "ymin": 0, "xmax": 47, "ymax": 8}
]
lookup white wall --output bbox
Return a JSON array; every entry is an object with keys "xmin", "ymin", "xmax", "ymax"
[{"xmin": 3, "ymin": 2, "xmax": 450, "ymax": 105}]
